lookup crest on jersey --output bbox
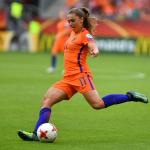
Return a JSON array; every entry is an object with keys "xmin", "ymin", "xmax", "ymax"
[{"xmin": 86, "ymin": 34, "xmax": 93, "ymax": 41}]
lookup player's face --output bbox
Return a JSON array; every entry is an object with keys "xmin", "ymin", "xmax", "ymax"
[{"xmin": 67, "ymin": 13, "xmax": 83, "ymax": 33}]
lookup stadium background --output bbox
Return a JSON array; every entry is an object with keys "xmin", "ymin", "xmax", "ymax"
[
  {"xmin": 0, "ymin": 0, "xmax": 150, "ymax": 54},
  {"xmin": 0, "ymin": 1, "xmax": 150, "ymax": 150}
]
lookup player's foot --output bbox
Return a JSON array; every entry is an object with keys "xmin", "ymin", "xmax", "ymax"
[
  {"xmin": 127, "ymin": 91, "xmax": 148, "ymax": 103},
  {"xmin": 17, "ymin": 130, "xmax": 39, "ymax": 141},
  {"xmin": 47, "ymin": 67, "xmax": 55, "ymax": 73}
]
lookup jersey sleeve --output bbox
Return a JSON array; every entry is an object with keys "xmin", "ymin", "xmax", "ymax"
[{"xmin": 81, "ymin": 30, "xmax": 94, "ymax": 45}]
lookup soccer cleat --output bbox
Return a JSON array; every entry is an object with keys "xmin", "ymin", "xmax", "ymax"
[
  {"xmin": 127, "ymin": 91, "xmax": 148, "ymax": 103},
  {"xmin": 47, "ymin": 67, "xmax": 55, "ymax": 73},
  {"xmin": 17, "ymin": 130, "xmax": 39, "ymax": 141}
]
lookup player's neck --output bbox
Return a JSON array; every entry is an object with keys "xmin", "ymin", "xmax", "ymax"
[{"xmin": 74, "ymin": 27, "xmax": 84, "ymax": 34}]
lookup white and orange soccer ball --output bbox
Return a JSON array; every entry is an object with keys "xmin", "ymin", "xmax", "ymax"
[{"xmin": 37, "ymin": 123, "xmax": 57, "ymax": 142}]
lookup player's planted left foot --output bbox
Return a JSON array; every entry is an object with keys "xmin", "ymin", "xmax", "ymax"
[
  {"xmin": 17, "ymin": 130, "xmax": 39, "ymax": 141},
  {"xmin": 127, "ymin": 91, "xmax": 148, "ymax": 103},
  {"xmin": 47, "ymin": 67, "xmax": 55, "ymax": 73}
]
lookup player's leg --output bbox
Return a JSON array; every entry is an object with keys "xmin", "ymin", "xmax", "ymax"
[
  {"xmin": 33, "ymin": 81, "xmax": 76, "ymax": 133},
  {"xmin": 47, "ymin": 41, "xmax": 58, "ymax": 73},
  {"xmin": 102, "ymin": 91, "xmax": 148, "ymax": 107},
  {"xmin": 81, "ymin": 73, "xmax": 148, "ymax": 109},
  {"xmin": 17, "ymin": 88, "xmax": 68, "ymax": 141},
  {"xmin": 82, "ymin": 90, "xmax": 104, "ymax": 109},
  {"xmin": 33, "ymin": 87, "xmax": 68, "ymax": 134},
  {"xmin": 83, "ymin": 90, "xmax": 148, "ymax": 109},
  {"xmin": 47, "ymin": 37, "xmax": 64, "ymax": 73},
  {"xmin": 83, "ymin": 90, "xmax": 128, "ymax": 109},
  {"xmin": 17, "ymin": 81, "xmax": 76, "ymax": 141}
]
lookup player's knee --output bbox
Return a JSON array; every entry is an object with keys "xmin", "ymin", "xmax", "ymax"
[
  {"xmin": 41, "ymin": 97, "xmax": 50, "ymax": 107},
  {"xmin": 91, "ymin": 102, "xmax": 104, "ymax": 110},
  {"xmin": 41, "ymin": 95, "xmax": 55, "ymax": 107},
  {"xmin": 91, "ymin": 105, "xmax": 102, "ymax": 110}
]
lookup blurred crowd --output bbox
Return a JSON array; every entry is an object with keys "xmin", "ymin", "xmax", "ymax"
[
  {"xmin": 0, "ymin": 0, "xmax": 150, "ymax": 51},
  {"xmin": 0, "ymin": 0, "xmax": 40, "ymax": 50},
  {"xmin": 1, "ymin": 0, "xmax": 150, "ymax": 32},
  {"xmin": 65, "ymin": 0, "xmax": 150, "ymax": 21}
]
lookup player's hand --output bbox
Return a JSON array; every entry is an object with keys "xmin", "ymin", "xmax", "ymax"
[{"xmin": 90, "ymin": 48, "xmax": 99, "ymax": 57}]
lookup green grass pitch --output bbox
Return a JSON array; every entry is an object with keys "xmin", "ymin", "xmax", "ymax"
[{"xmin": 0, "ymin": 52, "xmax": 150, "ymax": 150}]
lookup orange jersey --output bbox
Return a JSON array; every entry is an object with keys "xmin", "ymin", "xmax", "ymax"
[
  {"xmin": 52, "ymin": 28, "xmax": 96, "ymax": 99},
  {"xmin": 64, "ymin": 28, "xmax": 94, "ymax": 76},
  {"xmin": 51, "ymin": 19, "xmax": 71, "ymax": 54},
  {"xmin": 57, "ymin": 19, "xmax": 69, "ymax": 33}
]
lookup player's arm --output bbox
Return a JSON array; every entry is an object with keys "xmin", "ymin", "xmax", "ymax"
[
  {"xmin": 55, "ymin": 29, "xmax": 71, "ymax": 39},
  {"xmin": 87, "ymin": 41, "xmax": 99, "ymax": 57}
]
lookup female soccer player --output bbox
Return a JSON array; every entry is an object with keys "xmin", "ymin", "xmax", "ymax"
[
  {"xmin": 47, "ymin": 10, "xmax": 71, "ymax": 73},
  {"xmin": 17, "ymin": 7, "xmax": 148, "ymax": 141}
]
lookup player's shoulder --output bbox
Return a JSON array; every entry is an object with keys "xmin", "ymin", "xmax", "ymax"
[
  {"xmin": 81, "ymin": 28, "xmax": 89, "ymax": 34},
  {"xmin": 81, "ymin": 28, "xmax": 94, "ymax": 41}
]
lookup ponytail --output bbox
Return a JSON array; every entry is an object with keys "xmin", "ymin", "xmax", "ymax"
[{"xmin": 80, "ymin": 7, "xmax": 92, "ymax": 33}]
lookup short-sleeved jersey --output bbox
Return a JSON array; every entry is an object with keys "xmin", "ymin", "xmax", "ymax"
[{"xmin": 64, "ymin": 28, "xmax": 94, "ymax": 76}]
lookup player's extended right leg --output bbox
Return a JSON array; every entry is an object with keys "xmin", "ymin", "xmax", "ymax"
[{"xmin": 17, "ymin": 130, "xmax": 39, "ymax": 141}]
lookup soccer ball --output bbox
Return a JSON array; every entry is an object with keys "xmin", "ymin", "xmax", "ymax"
[{"xmin": 37, "ymin": 123, "xmax": 57, "ymax": 142}]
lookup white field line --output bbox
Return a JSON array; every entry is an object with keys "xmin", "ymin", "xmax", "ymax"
[{"xmin": 92, "ymin": 70, "xmax": 145, "ymax": 80}]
